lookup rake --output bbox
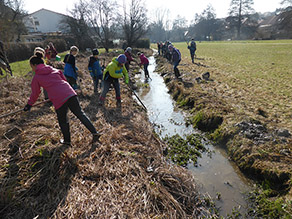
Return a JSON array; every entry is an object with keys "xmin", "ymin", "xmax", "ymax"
[{"xmin": 0, "ymin": 99, "xmax": 50, "ymax": 119}]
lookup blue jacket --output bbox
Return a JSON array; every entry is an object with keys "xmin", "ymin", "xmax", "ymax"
[
  {"xmin": 63, "ymin": 54, "xmax": 78, "ymax": 79},
  {"xmin": 88, "ymin": 56, "xmax": 102, "ymax": 77}
]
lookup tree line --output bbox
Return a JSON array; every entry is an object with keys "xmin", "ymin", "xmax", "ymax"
[
  {"xmin": 149, "ymin": 0, "xmax": 292, "ymax": 42},
  {"xmin": 1, "ymin": 0, "xmax": 292, "ymax": 50}
]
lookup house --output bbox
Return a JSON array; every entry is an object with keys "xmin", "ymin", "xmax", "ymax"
[
  {"xmin": 22, "ymin": 8, "xmax": 70, "ymax": 42},
  {"xmin": 256, "ymin": 15, "xmax": 278, "ymax": 39}
]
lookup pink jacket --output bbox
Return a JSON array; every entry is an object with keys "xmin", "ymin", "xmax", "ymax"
[
  {"xmin": 139, "ymin": 54, "xmax": 149, "ymax": 65},
  {"xmin": 28, "ymin": 64, "xmax": 77, "ymax": 110}
]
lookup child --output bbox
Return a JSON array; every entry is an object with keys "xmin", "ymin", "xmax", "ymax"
[
  {"xmin": 99, "ymin": 54, "xmax": 129, "ymax": 108},
  {"xmin": 34, "ymin": 47, "xmax": 45, "ymax": 57},
  {"xmin": 168, "ymin": 44, "xmax": 181, "ymax": 78},
  {"xmin": 23, "ymin": 52, "xmax": 101, "ymax": 145},
  {"xmin": 137, "ymin": 52, "xmax": 150, "ymax": 78},
  {"xmin": 88, "ymin": 48, "xmax": 102, "ymax": 93},
  {"xmin": 187, "ymin": 39, "xmax": 196, "ymax": 63},
  {"xmin": 124, "ymin": 47, "xmax": 137, "ymax": 72},
  {"xmin": 34, "ymin": 47, "xmax": 49, "ymax": 100},
  {"xmin": 63, "ymin": 46, "xmax": 79, "ymax": 89}
]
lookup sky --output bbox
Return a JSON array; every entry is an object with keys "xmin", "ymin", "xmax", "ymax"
[{"xmin": 23, "ymin": 0, "xmax": 282, "ymax": 21}]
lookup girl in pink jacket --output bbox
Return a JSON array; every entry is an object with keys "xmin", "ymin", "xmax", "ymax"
[
  {"xmin": 137, "ymin": 52, "xmax": 150, "ymax": 78},
  {"xmin": 24, "ymin": 52, "xmax": 100, "ymax": 145}
]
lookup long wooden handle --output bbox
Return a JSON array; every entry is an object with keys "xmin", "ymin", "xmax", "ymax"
[{"xmin": 0, "ymin": 99, "xmax": 50, "ymax": 119}]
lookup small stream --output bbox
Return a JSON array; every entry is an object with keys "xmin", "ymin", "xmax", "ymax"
[{"xmin": 135, "ymin": 55, "xmax": 253, "ymax": 217}]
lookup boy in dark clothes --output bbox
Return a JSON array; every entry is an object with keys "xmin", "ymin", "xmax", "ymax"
[
  {"xmin": 88, "ymin": 48, "xmax": 103, "ymax": 93},
  {"xmin": 63, "ymin": 46, "xmax": 79, "ymax": 89}
]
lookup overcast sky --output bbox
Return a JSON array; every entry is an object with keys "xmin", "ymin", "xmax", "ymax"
[{"xmin": 23, "ymin": 0, "xmax": 282, "ymax": 21}]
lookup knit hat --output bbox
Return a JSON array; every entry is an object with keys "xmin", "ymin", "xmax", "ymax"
[
  {"xmin": 92, "ymin": 48, "xmax": 99, "ymax": 55},
  {"xmin": 117, "ymin": 54, "xmax": 127, "ymax": 64},
  {"xmin": 125, "ymin": 47, "xmax": 132, "ymax": 53}
]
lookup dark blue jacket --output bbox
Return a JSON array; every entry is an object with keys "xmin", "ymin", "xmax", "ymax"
[
  {"xmin": 63, "ymin": 54, "xmax": 78, "ymax": 79},
  {"xmin": 88, "ymin": 56, "xmax": 102, "ymax": 77}
]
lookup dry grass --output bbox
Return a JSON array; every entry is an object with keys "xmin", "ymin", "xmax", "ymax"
[{"xmin": 0, "ymin": 51, "xmax": 211, "ymax": 218}]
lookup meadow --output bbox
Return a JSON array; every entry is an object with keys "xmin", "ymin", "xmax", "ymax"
[{"xmin": 171, "ymin": 40, "xmax": 292, "ymax": 130}]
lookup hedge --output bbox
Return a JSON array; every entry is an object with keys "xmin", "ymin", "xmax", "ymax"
[
  {"xmin": 135, "ymin": 38, "xmax": 150, "ymax": 49},
  {"xmin": 5, "ymin": 39, "xmax": 67, "ymax": 63}
]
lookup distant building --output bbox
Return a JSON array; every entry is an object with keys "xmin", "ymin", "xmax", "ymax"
[
  {"xmin": 256, "ymin": 15, "xmax": 278, "ymax": 39},
  {"xmin": 22, "ymin": 8, "xmax": 70, "ymax": 42}
]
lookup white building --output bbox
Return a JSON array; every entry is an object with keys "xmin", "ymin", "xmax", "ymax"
[{"xmin": 23, "ymin": 8, "xmax": 69, "ymax": 34}]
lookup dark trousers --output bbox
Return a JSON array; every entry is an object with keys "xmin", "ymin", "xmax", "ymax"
[
  {"xmin": 173, "ymin": 60, "xmax": 181, "ymax": 78},
  {"xmin": 43, "ymin": 88, "xmax": 49, "ymax": 99},
  {"xmin": 143, "ymin": 63, "xmax": 149, "ymax": 78},
  {"xmin": 190, "ymin": 51, "xmax": 196, "ymax": 62},
  {"xmin": 92, "ymin": 75, "xmax": 103, "ymax": 92},
  {"xmin": 100, "ymin": 74, "xmax": 121, "ymax": 101},
  {"xmin": 56, "ymin": 96, "xmax": 97, "ymax": 142},
  {"xmin": 65, "ymin": 76, "xmax": 77, "ymax": 88},
  {"xmin": 125, "ymin": 62, "xmax": 130, "ymax": 72}
]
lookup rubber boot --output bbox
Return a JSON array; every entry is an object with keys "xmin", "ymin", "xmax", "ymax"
[
  {"xmin": 174, "ymin": 68, "xmax": 180, "ymax": 78},
  {"xmin": 116, "ymin": 99, "xmax": 121, "ymax": 108},
  {"xmin": 98, "ymin": 97, "xmax": 105, "ymax": 106},
  {"xmin": 59, "ymin": 122, "xmax": 71, "ymax": 145}
]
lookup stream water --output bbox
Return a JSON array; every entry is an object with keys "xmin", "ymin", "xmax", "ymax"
[{"xmin": 135, "ymin": 55, "xmax": 254, "ymax": 217}]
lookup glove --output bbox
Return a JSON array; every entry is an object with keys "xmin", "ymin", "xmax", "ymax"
[
  {"xmin": 23, "ymin": 104, "xmax": 32, "ymax": 111},
  {"xmin": 125, "ymin": 79, "xmax": 129, "ymax": 84}
]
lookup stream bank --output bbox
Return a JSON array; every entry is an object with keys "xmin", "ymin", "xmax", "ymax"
[
  {"xmin": 135, "ymin": 54, "xmax": 253, "ymax": 217},
  {"xmin": 153, "ymin": 52, "xmax": 292, "ymax": 217}
]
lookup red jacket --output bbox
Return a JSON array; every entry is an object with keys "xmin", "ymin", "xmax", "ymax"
[
  {"xmin": 124, "ymin": 51, "xmax": 133, "ymax": 63},
  {"xmin": 139, "ymin": 54, "xmax": 149, "ymax": 65},
  {"xmin": 28, "ymin": 64, "xmax": 76, "ymax": 109}
]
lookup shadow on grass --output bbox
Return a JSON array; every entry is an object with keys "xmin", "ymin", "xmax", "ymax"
[{"xmin": 0, "ymin": 104, "xmax": 78, "ymax": 218}]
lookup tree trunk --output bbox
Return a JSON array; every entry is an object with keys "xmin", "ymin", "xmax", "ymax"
[{"xmin": 237, "ymin": 0, "xmax": 242, "ymax": 39}]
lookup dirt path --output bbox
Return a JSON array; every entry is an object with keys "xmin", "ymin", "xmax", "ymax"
[{"xmin": 0, "ymin": 51, "xmax": 216, "ymax": 218}]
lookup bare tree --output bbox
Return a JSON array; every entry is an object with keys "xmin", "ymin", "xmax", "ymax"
[
  {"xmin": 0, "ymin": 0, "xmax": 26, "ymax": 42},
  {"xmin": 122, "ymin": 0, "xmax": 148, "ymax": 47},
  {"xmin": 228, "ymin": 0, "xmax": 254, "ymax": 39},
  {"xmin": 170, "ymin": 15, "xmax": 188, "ymax": 42},
  {"xmin": 148, "ymin": 8, "xmax": 170, "ymax": 42},
  {"xmin": 88, "ymin": 0, "xmax": 117, "ymax": 52},
  {"xmin": 62, "ymin": 0, "xmax": 95, "ymax": 50}
]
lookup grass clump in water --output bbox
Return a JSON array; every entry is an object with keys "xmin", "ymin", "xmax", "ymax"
[{"xmin": 163, "ymin": 134, "xmax": 206, "ymax": 167}]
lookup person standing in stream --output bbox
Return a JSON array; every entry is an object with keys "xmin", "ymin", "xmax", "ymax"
[
  {"xmin": 137, "ymin": 52, "xmax": 150, "ymax": 79},
  {"xmin": 98, "ymin": 54, "xmax": 129, "ymax": 108},
  {"xmin": 24, "ymin": 52, "xmax": 101, "ymax": 145}
]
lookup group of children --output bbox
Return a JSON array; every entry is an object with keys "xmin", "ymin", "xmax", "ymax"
[{"xmin": 23, "ymin": 44, "xmax": 150, "ymax": 146}]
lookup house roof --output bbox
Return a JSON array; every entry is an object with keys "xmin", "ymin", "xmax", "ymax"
[
  {"xmin": 258, "ymin": 15, "xmax": 279, "ymax": 28},
  {"xmin": 28, "ymin": 8, "xmax": 69, "ymax": 18}
]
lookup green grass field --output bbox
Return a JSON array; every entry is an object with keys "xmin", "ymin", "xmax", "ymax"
[
  {"xmin": 6, "ymin": 51, "xmax": 69, "ymax": 77},
  {"xmin": 165, "ymin": 40, "xmax": 292, "ymax": 128}
]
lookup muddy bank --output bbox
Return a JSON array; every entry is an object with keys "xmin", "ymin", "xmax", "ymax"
[
  {"xmin": 154, "ymin": 54, "xmax": 292, "ymax": 216},
  {"xmin": 0, "ymin": 52, "xmax": 213, "ymax": 218}
]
